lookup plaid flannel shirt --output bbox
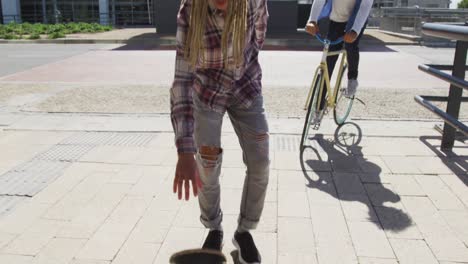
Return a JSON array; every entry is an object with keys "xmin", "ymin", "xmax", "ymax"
[{"xmin": 170, "ymin": 0, "xmax": 269, "ymax": 153}]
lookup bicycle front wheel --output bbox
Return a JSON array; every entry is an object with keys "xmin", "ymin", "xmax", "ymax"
[
  {"xmin": 301, "ymin": 70, "xmax": 323, "ymax": 150},
  {"xmin": 333, "ymin": 64, "xmax": 354, "ymax": 125}
]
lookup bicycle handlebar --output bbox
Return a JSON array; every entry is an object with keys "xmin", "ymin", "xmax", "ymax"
[{"xmin": 315, "ymin": 34, "xmax": 344, "ymax": 46}]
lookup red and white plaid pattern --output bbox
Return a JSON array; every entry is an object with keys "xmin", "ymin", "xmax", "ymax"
[{"xmin": 171, "ymin": 0, "xmax": 269, "ymax": 153}]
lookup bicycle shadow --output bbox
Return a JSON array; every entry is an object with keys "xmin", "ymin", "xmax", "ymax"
[
  {"xmin": 300, "ymin": 122, "xmax": 412, "ymax": 231},
  {"xmin": 230, "ymin": 251, "xmax": 240, "ymax": 264}
]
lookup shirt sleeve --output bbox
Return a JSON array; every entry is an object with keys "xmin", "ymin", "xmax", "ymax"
[
  {"xmin": 254, "ymin": 0, "xmax": 269, "ymax": 49},
  {"xmin": 308, "ymin": 0, "xmax": 326, "ymax": 23},
  {"xmin": 170, "ymin": 0, "xmax": 197, "ymax": 154},
  {"xmin": 351, "ymin": 0, "xmax": 373, "ymax": 33}
]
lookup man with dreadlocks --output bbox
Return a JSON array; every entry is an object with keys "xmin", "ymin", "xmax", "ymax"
[{"xmin": 170, "ymin": 0, "xmax": 269, "ymax": 263}]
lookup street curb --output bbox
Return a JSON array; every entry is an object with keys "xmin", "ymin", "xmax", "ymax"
[{"xmin": 378, "ymin": 30, "xmax": 422, "ymax": 42}]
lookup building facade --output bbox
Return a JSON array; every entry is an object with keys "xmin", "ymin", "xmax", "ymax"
[
  {"xmin": 1, "ymin": 0, "xmax": 154, "ymax": 26},
  {"xmin": 0, "ymin": 0, "xmax": 454, "ymax": 34},
  {"xmin": 374, "ymin": 0, "xmax": 451, "ymax": 8},
  {"xmin": 2, "ymin": 0, "xmax": 301, "ymax": 34}
]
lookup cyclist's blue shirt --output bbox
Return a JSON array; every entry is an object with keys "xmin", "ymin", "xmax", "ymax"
[{"xmin": 309, "ymin": 0, "xmax": 373, "ymax": 33}]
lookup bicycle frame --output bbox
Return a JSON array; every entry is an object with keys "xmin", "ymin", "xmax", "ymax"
[
  {"xmin": 301, "ymin": 35, "xmax": 355, "ymax": 150},
  {"xmin": 304, "ymin": 42, "xmax": 348, "ymax": 112}
]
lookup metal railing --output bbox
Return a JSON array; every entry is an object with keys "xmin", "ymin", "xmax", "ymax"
[
  {"xmin": 378, "ymin": 8, "xmax": 468, "ymax": 36},
  {"xmin": 414, "ymin": 23, "xmax": 468, "ymax": 151}
]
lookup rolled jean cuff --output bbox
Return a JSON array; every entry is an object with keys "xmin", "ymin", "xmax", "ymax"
[
  {"xmin": 238, "ymin": 215, "xmax": 260, "ymax": 231},
  {"xmin": 200, "ymin": 212, "xmax": 223, "ymax": 230}
]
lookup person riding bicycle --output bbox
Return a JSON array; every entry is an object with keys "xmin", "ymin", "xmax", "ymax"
[{"xmin": 305, "ymin": 0, "xmax": 373, "ymax": 97}]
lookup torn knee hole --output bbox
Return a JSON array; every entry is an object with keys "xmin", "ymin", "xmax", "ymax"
[
  {"xmin": 199, "ymin": 146, "xmax": 222, "ymax": 161},
  {"xmin": 251, "ymin": 132, "xmax": 269, "ymax": 142},
  {"xmin": 257, "ymin": 133, "xmax": 268, "ymax": 141}
]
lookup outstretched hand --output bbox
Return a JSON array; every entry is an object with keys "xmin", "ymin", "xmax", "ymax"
[{"xmin": 173, "ymin": 153, "xmax": 203, "ymax": 201}]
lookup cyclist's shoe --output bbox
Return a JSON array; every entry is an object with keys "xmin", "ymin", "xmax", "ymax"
[
  {"xmin": 202, "ymin": 230, "xmax": 224, "ymax": 251},
  {"xmin": 345, "ymin": 79, "xmax": 358, "ymax": 98},
  {"xmin": 312, "ymin": 110, "xmax": 323, "ymax": 126},
  {"xmin": 233, "ymin": 231, "xmax": 261, "ymax": 264}
]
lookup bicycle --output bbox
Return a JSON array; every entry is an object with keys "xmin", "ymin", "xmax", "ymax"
[{"xmin": 300, "ymin": 34, "xmax": 355, "ymax": 150}]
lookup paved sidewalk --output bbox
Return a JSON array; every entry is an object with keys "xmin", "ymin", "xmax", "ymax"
[
  {"xmin": 2, "ymin": 45, "xmax": 462, "ymax": 120},
  {"xmin": 0, "ymin": 36, "xmax": 466, "ymax": 263},
  {"xmin": 0, "ymin": 112, "xmax": 466, "ymax": 264}
]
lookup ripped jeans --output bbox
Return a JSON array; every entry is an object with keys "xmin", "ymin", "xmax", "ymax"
[{"xmin": 193, "ymin": 95, "xmax": 270, "ymax": 231}]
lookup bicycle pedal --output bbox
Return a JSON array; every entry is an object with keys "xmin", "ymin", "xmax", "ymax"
[{"xmin": 312, "ymin": 121, "xmax": 321, "ymax": 130}]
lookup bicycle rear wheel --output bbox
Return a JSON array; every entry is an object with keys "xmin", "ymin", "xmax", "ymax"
[
  {"xmin": 301, "ymin": 70, "xmax": 323, "ymax": 150},
  {"xmin": 333, "ymin": 64, "xmax": 354, "ymax": 125}
]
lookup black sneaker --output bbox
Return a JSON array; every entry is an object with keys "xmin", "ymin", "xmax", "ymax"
[
  {"xmin": 232, "ymin": 231, "xmax": 261, "ymax": 264},
  {"xmin": 202, "ymin": 230, "xmax": 224, "ymax": 251}
]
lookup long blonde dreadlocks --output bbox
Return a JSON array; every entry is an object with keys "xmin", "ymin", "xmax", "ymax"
[{"xmin": 184, "ymin": 0, "xmax": 248, "ymax": 68}]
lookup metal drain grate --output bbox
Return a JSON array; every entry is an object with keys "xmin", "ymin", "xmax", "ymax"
[
  {"xmin": 104, "ymin": 133, "xmax": 156, "ymax": 146},
  {"xmin": 0, "ymin": 196, "xmax": 28, "ymax": 216},
  {"xmin": 59, "ymin": 132, "xmax": 156, "ymax": 147},
  {"xmin": 274, "ymin": 135, "xmax": 301, "ymax": 152},
  {"xmin": 0, "ymin": 131, "xmax": 157, "ymax": 214},
  {"xmin": 34, "ymin": 145, "xmax": 95, "ymax": 162},
  {"xmin": 60, "ymin": 132, "xmax": 115, "ymax": 146},
  {"xmin": 0, "ymin": 160, "xmax": 69, "ymax": 196}
]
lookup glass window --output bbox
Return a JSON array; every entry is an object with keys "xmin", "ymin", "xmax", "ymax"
[
  {"xmin": 21, "ymin": 0, "xmax": 100, "ymax": 24},
  {"xmin": 0, "ymin": 0, "xmax": 3, "ymax": 24},
  {"xmin": 112, "ymin": 0, "xmax": 153, "ymax": 26}
]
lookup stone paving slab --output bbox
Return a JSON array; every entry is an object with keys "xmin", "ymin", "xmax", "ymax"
[{"xmin": 0, "ymin": 113, "xmax": 465, "ymax": 264}]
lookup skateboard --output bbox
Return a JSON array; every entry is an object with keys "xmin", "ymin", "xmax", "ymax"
[{"xmin": 170, "ymin": 248, "xmax": 227, "ymax": 264}]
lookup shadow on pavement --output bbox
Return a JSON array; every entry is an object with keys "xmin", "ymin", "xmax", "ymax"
[
  {"xmin": 230, "ymin": 250, "xmax": 240, "ymax": 264},
  {"xmin": 419, "ymin": 135, "xmax": 467, "ymax": 185},
  {"xmin": 113, "ymin": 33, "xmax": 176, "ymax": 51},
  {"xmin": 264, "ymin": 32, "xmax": 398, "ymax": 52},
  {"xmin": 111, "ymin": 31, "xmax": 398, "ymax": 52},
  {"xmin": 300, "ymin": 122, "xmax": 412, "ymax": 231}
]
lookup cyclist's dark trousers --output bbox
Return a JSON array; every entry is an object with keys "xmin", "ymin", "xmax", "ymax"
[
  {"xmin": 316, "ymin": 20, "xmax": 366, "ymax": 110},
  {"xmin": 327, "ymin": 20, "xmax": 367, "ymax": 80}
]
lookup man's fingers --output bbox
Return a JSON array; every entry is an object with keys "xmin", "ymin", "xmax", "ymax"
[
  {"xmin": 192, "ymin": 177, "xmax": 199, "ymax": 197},
  {"xmin": 185, "ymin": 179, "xmax": 190, "ymax": 201},
  {"xmin": 173, "ymin": 172, "xmax": 179, "ymax": 194},
  {"xmin": 178, "ymin": 177, "xmax": 183, "ymax": 200},
  {"xmin": 344, "ymin": 32, "xmax": 357, "ymax": 43},
  {"xmin": 306, "ymin": 26, "xmax": 316, "ymax": 36},
  {"xmin": 344, "ymin": 34, "xmax": 352, "ymax": 43}
]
